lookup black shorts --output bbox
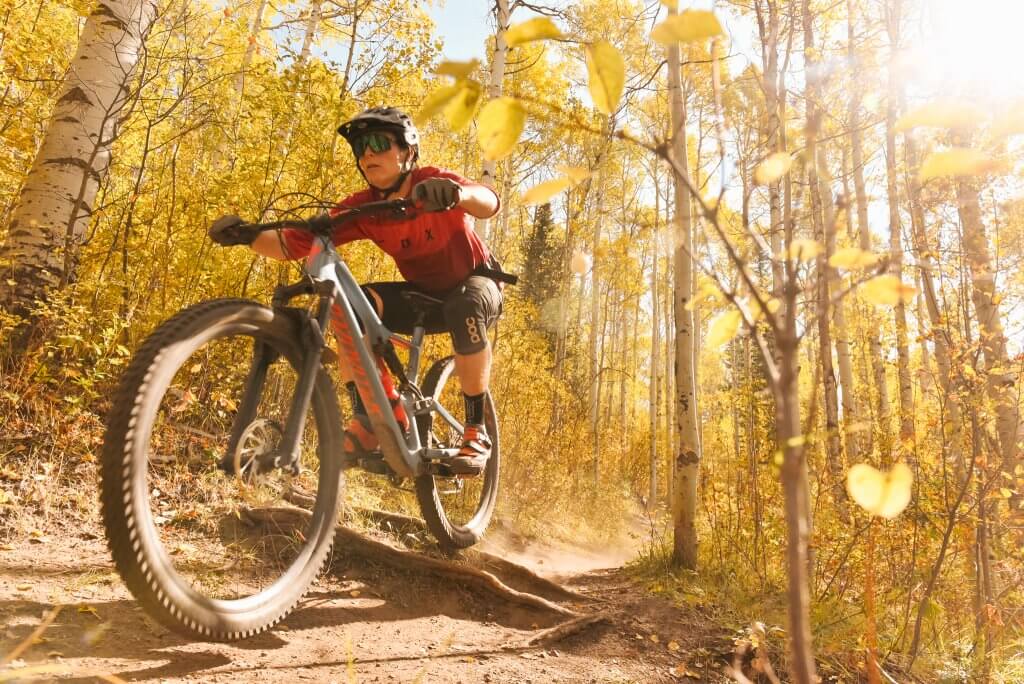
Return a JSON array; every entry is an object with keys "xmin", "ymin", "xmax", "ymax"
[{"xmin": 362, "ymin": 276, "xmax": 502, "ymax": 354}]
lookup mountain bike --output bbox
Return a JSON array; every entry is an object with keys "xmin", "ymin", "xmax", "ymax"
[{"xmin": 99, "ymin": 199, "xmax": 500, "ymax": 640}]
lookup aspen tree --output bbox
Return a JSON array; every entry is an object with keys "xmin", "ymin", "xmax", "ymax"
[
  {"xmin": 0, "ymin": 0, "xmax": 159, "ymax": 321},
  {"xmin": 665, "ymin": 5, "xmax": 700, "ymax": 570}
]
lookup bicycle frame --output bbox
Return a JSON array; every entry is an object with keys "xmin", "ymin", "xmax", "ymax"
[{"xmin": 237, "ymin": 229, "xmax": 464, "ymax": 479}]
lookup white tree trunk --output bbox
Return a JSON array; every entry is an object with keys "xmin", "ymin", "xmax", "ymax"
[
  {"xmin": 666, "ymin": 9, "xmax": 699, "ymax": 569},
  {"xmin": 649, "ymin": 180, "xmax": 661, "ymax": 508},
  {"xmin": 298, "ymin": 1, "xmax": 324, "ymax": 65},
  {"xmin": 0, "ymin": 0, "xmax": 158, "ymax": 313},
  {"xmin": 476, "ymin": 0, "xmax": 510, "ymax": 243}
]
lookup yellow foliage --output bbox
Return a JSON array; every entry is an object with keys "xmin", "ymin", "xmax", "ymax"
[
  {"xmin": 918, "ymin": 148, "xmax": 1007, "ymax": 181},
  {"xmin": 585, "ymin": 40, "xmax": 625, "ymax": 115},
  {"xmin": 828, "ymin": 247, "xmax": 879, "ymax": 270},
  {"xmin": 860, "ymin": 275, "xmax": 917, "ymax": 306},
  {"xmin": 846, "ymin": 463, "xmax": 913, "ymax": 519},
  {"xmin": 706, "ymin": 309, "xmax": 742, "ymax": 349},
  {"xmin": 753, "ymin": 153, "xmax": 793, "ymax": 185},
  {"xmin": 477, "ymin": 97, "xmax": 526, "ymax": 160},
  {"xmin": 505, "ymin": 17, "xmax": 563, "ymax": 47},
  {"xmin": 651, "ymin": 10, "xmax": 724, "ymax": 45},
  {"xmin": 894, "ymin": 101, "xmax": 986, "ymax": 132}
]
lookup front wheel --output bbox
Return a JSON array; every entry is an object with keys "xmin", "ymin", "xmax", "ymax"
[
  {"xmin": 415, "ymin": 356, "xmax": 500, "ymax": 551},
  {"xmin": 100, "ymin": 299, "xmax": 344, "ymax": 640}
]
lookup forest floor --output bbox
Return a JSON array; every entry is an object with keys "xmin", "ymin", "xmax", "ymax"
[{"xmin": 0, "ymin": 507, "xmax": 747, "ymax": 683}]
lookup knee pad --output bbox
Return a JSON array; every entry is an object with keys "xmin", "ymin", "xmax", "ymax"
[{"xmin": 443, "ymin": 289, "xmax": 489, "ymax": 355}]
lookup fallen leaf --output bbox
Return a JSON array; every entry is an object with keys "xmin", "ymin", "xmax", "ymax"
[
  {"xmin": 668, "ymin": 640, "xmax": 681, "ymax": 651},
  {"xmin": 77, "ymin": 605, "xmax": 101, "ymax": 620}
]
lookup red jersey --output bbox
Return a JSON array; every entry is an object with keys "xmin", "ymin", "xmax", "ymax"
[{"xmin": 282, "ymin": 167, "xmax": 498, "ymax": 293}]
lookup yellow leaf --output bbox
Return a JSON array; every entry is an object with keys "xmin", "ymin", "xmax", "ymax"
[
  {"xmin": 415, "ymin": 84, "xmax": 463, "ymax": 126},
  {"xmin": 861, "ymin": 274, "xmax": 916, "ymax": 306},
  {"xmin": 434, "ymin": 59, "xmax": 480, "ymax": 79},
  {"xmin": 847, "ymin": 462, "xmax": 913, "ymax": 519},
  {"xmin": 706, "ymin": 309, "xmax": 742, "ymax": 349},
  {"xmin": 685, "ymin": 282, "xmax": 722, "ymax": 310},
  {"xmin": 999, "ymin": 487, "xmax": 1014, "ymax": 498},
  {"xmin": 828, "ymin": 247, "xmax": 879, "ymax": 270},
  {"xmin": 505, "ymin": 17, "xmax": 563, "ymax": 47},
  {"xmin": 444, "ymin": 80, "xmax": 483, "ymax": 132},
  {"xmin": 894, "ymin": 101, "xmax": 986, "ymax": 132},
  {"xmin": 77, "ymin": 605, "xmax": 101, "ymax": 619},
  {"xmin": 667, "ymin": 640, "xmax": 681, "ymax": 651},
  {"xmin": 554, "ymin": 165, "xmax": 591, "ymax": 183},
  {"xmin": 651, "ymin": 10, "xmax": 724, "ymax": 45},
  {"xmin": 781, "ymin": 238, "xmax": 822, "ymax": 262},
  {"xmin": 477, "ymin": 97, "xmax": 526, "ymax": 160},
  {"xmin": 753, "ymin": 153, "xmax": 793, "ymax": 185},
  {"xmin": 785, "ymin": 435, "xmax": 806, "ymax": 448},
  {"xmin": 585, "ymin": 40, "xmax": 625, "ymax": 115},
  {"xmin": 570, "ymin": 251, "xmax": 592, "ymax": 274},
  {"xmin": 522, "ymin": 177, "xmax": 574, "ymax": 205},
  {"xmin": 918, "ymin": 148, "xmax": 1007, "ymax": 182}
]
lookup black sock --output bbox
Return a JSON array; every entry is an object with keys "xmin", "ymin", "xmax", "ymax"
[
  {"xmin": 463, "ymin": 392, "xmax": 485, "ymax": 426},
  {"xmin": 345, "ymin": 381, "xmax": 367, "ymax": 416}
]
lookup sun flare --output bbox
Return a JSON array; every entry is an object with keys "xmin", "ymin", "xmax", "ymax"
[{"xmin": 907, "ymin": 0, "xmax": 1024, "ymax": 98}]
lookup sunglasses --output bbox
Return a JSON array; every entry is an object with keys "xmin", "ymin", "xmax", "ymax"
[{"xmin": 352, "ymin": 132, "xmax": 395, "ymax": 158}]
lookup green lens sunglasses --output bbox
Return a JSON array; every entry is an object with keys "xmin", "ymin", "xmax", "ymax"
[{"xmin": 352, "ymin": 132, "xmax": 393, "ymax": 157}]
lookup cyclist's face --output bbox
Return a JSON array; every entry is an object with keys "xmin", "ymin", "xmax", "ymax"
[{"xmin": 356, "ymin": 131, "xmax": 409, "ymax": 188}]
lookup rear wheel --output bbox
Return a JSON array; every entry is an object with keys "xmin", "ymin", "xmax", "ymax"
[
  {"xmin": 415, "ymin": 356, "xmax": 500, "ymax": 551},
  {"xmin": 100, "ymin": 299, "xmax": 344, "ymax": 640}
]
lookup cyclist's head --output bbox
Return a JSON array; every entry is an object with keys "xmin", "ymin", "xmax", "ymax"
[{"xmin": 337, "ymin": 107, "xmax": 419, "ymax": 194}]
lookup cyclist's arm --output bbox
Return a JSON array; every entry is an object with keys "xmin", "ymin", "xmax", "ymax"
[
  {"xmin": 251, "ymin": 231, "xmax": 291, "ymax": 260},
  {"xmin": 458, "ymin": 183, "xmax": 499, "ymax": 219},
  {"xmin": 250, "ymin": 205, "xmax": 363, "ymax": 260}
]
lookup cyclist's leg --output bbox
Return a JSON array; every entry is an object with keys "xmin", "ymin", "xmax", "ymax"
[
  {"xmin": 338, "ymin": 282, "xmax": 392, "ymax": 456},
  {"xmin": 340, "ymin": 282, "xmax": 435, "ymax": 456},
  {"xmin": 441, "ymin": 276, "xmax": 502, "ymax": 471}
]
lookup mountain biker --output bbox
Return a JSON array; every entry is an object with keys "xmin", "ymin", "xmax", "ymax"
[{"xmin": 208, "ymin": 106, "xmax": 504, "ymax": 476}]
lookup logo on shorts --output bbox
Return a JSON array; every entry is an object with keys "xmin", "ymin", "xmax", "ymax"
[{"xmin": 465, "ymin": 316, "xmax": 482, "ymax": 344}]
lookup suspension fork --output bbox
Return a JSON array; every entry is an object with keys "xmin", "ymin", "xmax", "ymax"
[
  {"xmin": 274, "ymin": 292, "xmax": 333, "ymax": 474},
  {"xmin": 224, "ymin": 340, "xmax": 280, "ymax": 466}
]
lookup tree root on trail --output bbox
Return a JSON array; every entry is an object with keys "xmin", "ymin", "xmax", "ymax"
[
  {"xmin": 281, "ymin": 486, "xmax": 591, "ymax": 604},
  {"xmin": 242, "ymin": 506, "xmax": 583, "ymax": 619},
  {"xmin": 520, "ymin": 612, "xmax": 611, "ymax": 647}
]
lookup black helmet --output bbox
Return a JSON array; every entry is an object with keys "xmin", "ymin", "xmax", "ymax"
[
  {"xmin": 337, "ymin": 107, "xmax": 420, "ymax": 148},
  {"xmin": 337, "ymin": 107, "xmax": 420, "ymax": 194}
]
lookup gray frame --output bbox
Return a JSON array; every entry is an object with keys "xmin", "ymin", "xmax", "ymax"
[{"xmin": 305, "ymin": 243, "xmax": 462, "ymax": 478}]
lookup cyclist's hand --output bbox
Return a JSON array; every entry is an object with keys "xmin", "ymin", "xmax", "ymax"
[
  {"xmin": 412, "ymin": 177, "xmax": 461, "ymax": 212},
  {"xmin": 209, "ymin": 214, "xmax": 259, "ymax": 246}
]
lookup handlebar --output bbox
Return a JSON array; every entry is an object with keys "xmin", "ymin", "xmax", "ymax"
[{"xmin": 247, "ymin": 198, "xmax": 418, "ymax": 236}]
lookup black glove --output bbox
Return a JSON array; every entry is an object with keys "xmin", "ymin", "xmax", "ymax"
[
  {"xmin": 412, "ymin": 177, "xmax": 461, "ymax": 212},
  {"xmin": 209, "ymin": 214, "xmax": 259, "ymax": 246}
]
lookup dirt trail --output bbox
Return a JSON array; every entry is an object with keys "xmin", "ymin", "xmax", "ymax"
[{"xmin": 0, "ymin": 521, "xmax": 734, "ymax": 683}]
